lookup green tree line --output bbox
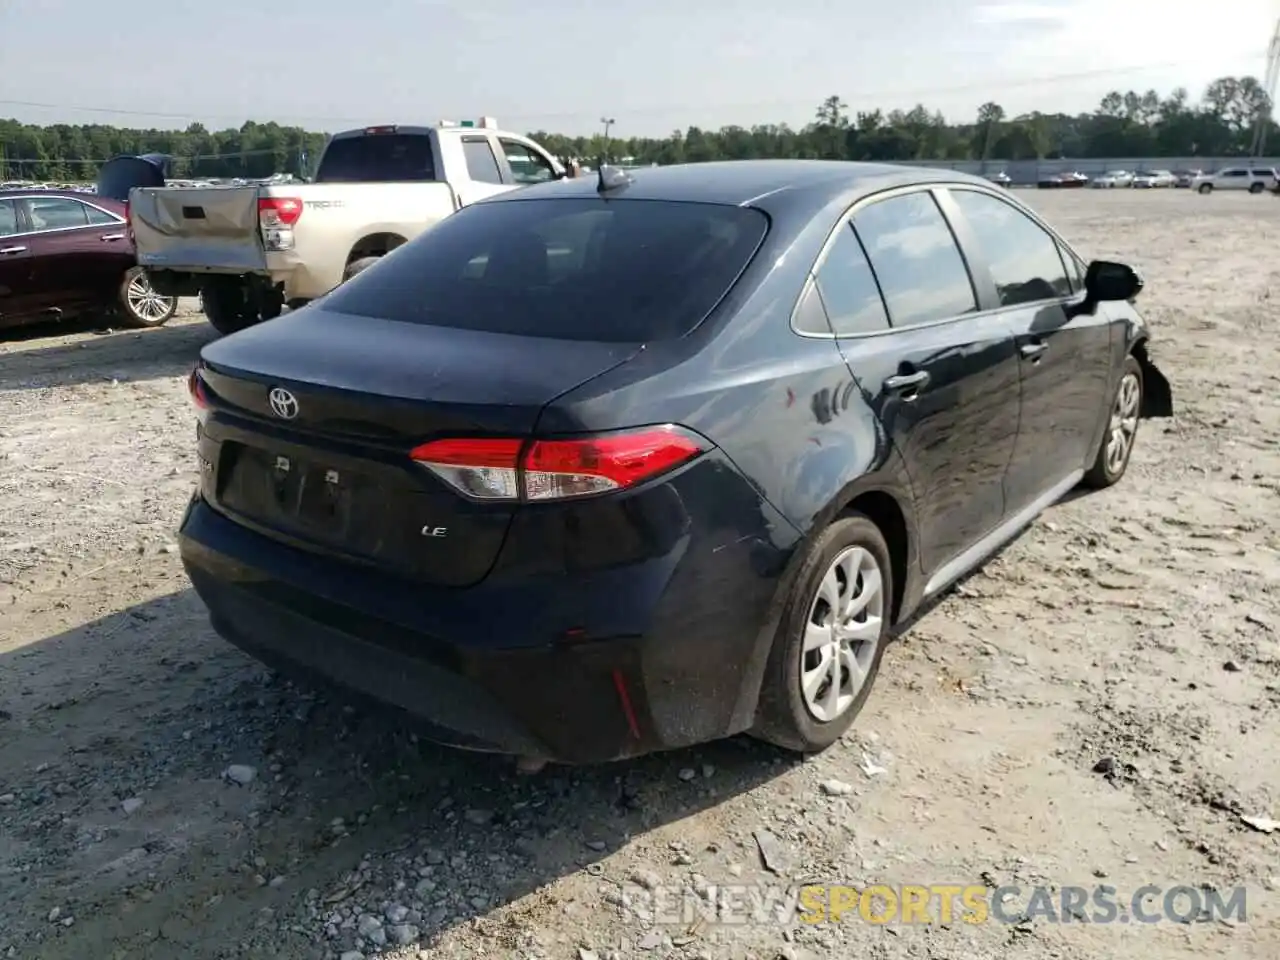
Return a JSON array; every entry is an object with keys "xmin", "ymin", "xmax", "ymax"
[{"xmin": 1, "ymin": 75, "xmax": 1273, "ymax": 182}]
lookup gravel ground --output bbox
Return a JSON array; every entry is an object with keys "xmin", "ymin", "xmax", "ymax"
[{"xmin": 1, "ymin": 190, "xmax": 1278, "ymax": 960}]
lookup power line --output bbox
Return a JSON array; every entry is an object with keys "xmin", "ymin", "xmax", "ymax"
[
  {"xmin": 0, "ymin": 53, "xmax": 1268, "ymax": 128},
  {"xmin": 0, "ymin": 147, "xmax": 288, "ymax": 166}
]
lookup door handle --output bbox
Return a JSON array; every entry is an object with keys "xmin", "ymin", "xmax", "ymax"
[
  {"xmin": 1020, "ymin": 341, "xmax": 1048, "ymax": 358},
  {"xmin": 885, "ymin": 370, "xmax": 930, "ymax": 394},
  {"xmin": 99, "ymin": 233, "xmax": 126, "ymax": 241},
  {"xmin": 0, "ymin": 246, "xmax": 27, "ymax": 255}
]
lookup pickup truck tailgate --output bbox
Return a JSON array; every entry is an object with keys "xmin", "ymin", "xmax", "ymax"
[{"xmin": 131, "ymin": 186, "xmax": 268, "ymax": 274}]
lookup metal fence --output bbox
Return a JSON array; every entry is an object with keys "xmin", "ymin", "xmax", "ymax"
[{"xmin": 894, "ymin": 157, "xmax": 1280, "ymax": 185}]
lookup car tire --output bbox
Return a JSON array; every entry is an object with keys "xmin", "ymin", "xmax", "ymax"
[
  {"xmin": 1249, "ymin": 182, "xmax": 1264, "ymax": 194},
  {"xmin": 1198, "ymin": 183, "xmax": 1213, "ymax": 194},
  {"xmin": 116, "ymin": 266, "xmax": 177, "ymax": 328},
  {"xmin": 200, "ymin": 277, "xmax": 260, "ymax": 336},
  {"xmin": 1083, "ymin": 355, "xmax": 1143, "ymax": 489},
  {"xmin": 343, "ymin": 256, "xmax": 381, "ymax": 282},
  {"xmin": 751, "ymin": 513, "xmax": 893, "ymax": 754}
]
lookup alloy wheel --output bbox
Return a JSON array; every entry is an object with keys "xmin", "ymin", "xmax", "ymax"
[
  {"xmin": 1105, "ymin": 371, "xmax": 1141, "ymax": 475},
  {"xmin": 800, "ymin": 546, "xmax": 884, "ymax": 723},
  {"xmin": 126, "ymin": 272, "xmax": 175, "ymax": 324}
]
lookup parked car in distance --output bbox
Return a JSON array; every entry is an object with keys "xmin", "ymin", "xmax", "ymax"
[
  {"xmin": 1172, "ymin": 169, "xmax": 1202, "ymax": 188},
  {"xmin": 1037, "ymin": 171, "xmax": 1088, "ymax": 189},
  {"xmin": 178, "ymin": 160, "xmax": 1173, "ymax": 765},
  {"xmin": 1091, "ymin": 170, "xmax": 1135, "ymax": 188},
  {"xmin": 1131, "ymin": 170, "xmax": 1176, "ymax": 189},
  {"xmin": 0, "ymin": 189, "xmax": 176, "ymax": 331},
  {"xmin": 1192, "ymin": 167, "xmax": 1279, "ymax": 194},
  {"xmin": 986, "ymin": 171, "xmax": 1012, "ymax": 187},
  {"xmin": 129, "ymin": 119, "xmax": 567, "ymax": 335}
]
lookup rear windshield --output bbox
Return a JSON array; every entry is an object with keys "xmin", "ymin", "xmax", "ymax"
[
  {"xmin": 315, "ymin": 134, "xmax": 437, "ymax": 183},
  {"xmin": 321, "ymin": 198, "xmax": 769, "ymax": 342}
]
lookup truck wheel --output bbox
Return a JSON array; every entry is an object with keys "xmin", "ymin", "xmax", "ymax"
[
  {"xmin": 343, "ymin": 256, "xmax": 381, "ymax": 282},
  {"xmin": 1249, "ymin": 181, "xmax": 1264, "ymax": 194},
  {"xmin": 200, "ymin": 277, "xmax": 260, "ymax": 336}
]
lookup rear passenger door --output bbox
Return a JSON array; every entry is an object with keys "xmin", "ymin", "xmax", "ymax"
[
  {"xmin": 21, "ymin": 196, "xmax": 130, "ymax": 311},
  {"xmin": 941, "ymin": 187, "xmax": 1114, "ymax": 515},
  {"xmin": 821, "ymin": 188, "xmax": 1022, "ymax": 583}
]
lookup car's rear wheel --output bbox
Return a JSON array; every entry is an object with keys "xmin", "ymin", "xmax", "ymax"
[
  {"xmin": 752, "ymin": 513, "xmax": 892, "ymax": 754},
  {"xmin": 117, "ymin": 267, "xmax": 177, "ymax": 328},
  {"xmin": 1249, "ymin": 182, "xmax": 1264, "ymax": 194},
  {"xmin": 1083, "ymin": 355, "xmax": 1143, "ymax": 489},
  {"xmin": 1198, "ymin": 183, "xmax": 1213, "ymax": 194}
]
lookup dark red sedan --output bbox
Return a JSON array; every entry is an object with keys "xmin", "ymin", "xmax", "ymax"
[{"xmin": 0, "ymin": 189, "xmax": 176, "ymax": 331}]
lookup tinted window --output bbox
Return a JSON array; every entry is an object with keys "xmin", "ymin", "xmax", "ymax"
[
  {"xmin": 323, "ymin": 198, "xmax": 768, "ymax": 342},
  {"xmin": 462, "ymin": 138, "xmax": 503, "ymax": 184},
  {"xmin": 851, "ymin": 192, "xmax": 976, "ymax": 327},
  {"xmin": 85, "ymin": 205, "xmax": 120, "ymax": 226},
  {"xmin": 0, "ymin": 200, "xmax": 17, "ymax": 237},
  {"xmin": 315, "ymin": 133, "xmax": 436, "ymax": 183},
  {"xmin": 814, "ymin": 224, "xmax": 889, "ymax": 336},
  {"xmin": 27, "ymin": 198, "xmax": 89, "ymax": 230},
  {"xmin": 500, "ymin": 139, "xmax": 557, "ymax": 184},
  {"xmin": 951, "ymin": 189, "xmax": 1071, "ymax": 304},
  {"xmin": 793, "ymin": 280, "xmax": 832, "ymax": 335}
]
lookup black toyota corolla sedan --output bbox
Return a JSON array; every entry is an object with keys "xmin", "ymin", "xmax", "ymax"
[{"xmin": 178, "ymin": 160, "xmax": 1172, "ymax": 765}]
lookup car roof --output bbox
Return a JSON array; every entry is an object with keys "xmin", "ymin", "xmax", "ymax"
[
  {"xmin": 0, "ymin": 188, "xmax": 103, "ymax": 200},
  {"xmin": 499, "ymin": 159, "xmax": 996, "ymax": 209}
]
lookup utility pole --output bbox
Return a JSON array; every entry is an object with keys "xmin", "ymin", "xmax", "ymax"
[
  {"xmin": 1250, "ymin": 18, "xmax": 1280, "ymax": 156},
  {"xmin": 600, "ymin": 117, "xmax": 615, "ymax": 141}
]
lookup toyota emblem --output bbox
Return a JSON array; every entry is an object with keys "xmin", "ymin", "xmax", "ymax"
[{"xmin": 268, "ymin": 387, "xmax": 299, "ymax": 419}]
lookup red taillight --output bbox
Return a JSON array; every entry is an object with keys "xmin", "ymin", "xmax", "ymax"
[
  {"xmin": 364, "ymin": 125, "xmax": 398, "ymax": 135},
  {"xmin": 258, "ymin": 196, "xmax": 303, "ymax": 227},
  {"xmin": 409, "ymin": 426, "xmax": 707, "ymax": 502},
  {"xmin": 189, "ymin": 367, "xmax": 211, "ymax": 411},
  {"xmin": 123, "ymin": 200, "xmax": 134, "ymax": 242}
]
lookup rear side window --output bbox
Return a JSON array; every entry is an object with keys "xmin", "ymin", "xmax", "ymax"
[
  {"xmin": 462, "ymin": 138, "xmax": 504, "ymax": 185},
  {"xmin": 27, "ymin": 198, "xmax": 89, "ymax": 230},
  {"xmin": 851, "ymin": 191, "xmax": 976, "ymax": 328},
  {"xmin": 315, "ymin": 134, "xmax": 437, "ymax": 182},
  {"xmin": 0, "ymin": 199, "xmax": 17, "ymax": 236},
  {"xmin": 949, "ymin": 189, "xmax": 1071, "ymax": 305},
  {"xmin": 86, "ymin": 205, "xmax": 120, "ymax": 225},
  {"xmin": 813, "ymin": 224, "xmax": 889, "ymax": 336},
  {"xmin": 323, "ymin": 198, "xmax": 769, "ymax": 342}
]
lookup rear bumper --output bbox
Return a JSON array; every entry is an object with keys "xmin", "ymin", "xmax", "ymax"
[{"xmin": 178, "ymin": 464, "xmax": 799, "ymax": 763}]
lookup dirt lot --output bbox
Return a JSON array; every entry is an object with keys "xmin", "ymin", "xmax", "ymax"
[{"xmin": 1, "ymin": 190, "xmax": 1278, "ymax": 960}]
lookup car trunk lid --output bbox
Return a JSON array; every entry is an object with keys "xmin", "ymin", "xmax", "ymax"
[{"xmin": 196, "ymin": 307, "xmax": 641, "ymax": 586}]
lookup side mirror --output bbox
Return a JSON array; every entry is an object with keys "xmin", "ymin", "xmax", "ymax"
[{"xmin": 1084, "ymin": 260, "xmax": 1143, "ymax": 303}]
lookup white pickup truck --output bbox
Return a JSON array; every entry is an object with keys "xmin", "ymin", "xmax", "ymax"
[{"xmin": 128, "ymin": 119, "xmax": 568, "ymax": 333}]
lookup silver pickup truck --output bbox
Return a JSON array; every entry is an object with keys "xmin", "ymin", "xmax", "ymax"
[{"xmin": 128, "ymin": 120, "xmax": 567, "ymax": 334}]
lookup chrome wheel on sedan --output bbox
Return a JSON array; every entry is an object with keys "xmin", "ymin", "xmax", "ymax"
[
  {"xmin": 801, "ymin": 546, "xmax": 884, "ymax": 722},
  {"xmin": 1084, "ymin": 355, "xmax": 1144, "ymax": 488},
  {"xmin": 1105, "ymin": 372, "xmax": 1140, "ymax": 475},
  {"xmin": 118, "ymin": 266, "xmax": 177, "ymax": 328},
  {"xmin": 753, "ymin": 513, "xmax": 893, "ymax": 753}
]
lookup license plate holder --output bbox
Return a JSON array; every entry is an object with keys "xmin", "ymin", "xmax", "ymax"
[{"xmin": 296, "ymin": 464, "xmax": 352, "ymax": 531}]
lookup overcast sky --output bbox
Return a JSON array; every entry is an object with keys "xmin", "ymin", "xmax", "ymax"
[{"xmin": 1, "ymin": 0, "xmax": 1274, "ymax": 136}]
